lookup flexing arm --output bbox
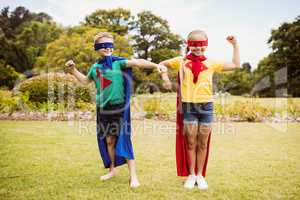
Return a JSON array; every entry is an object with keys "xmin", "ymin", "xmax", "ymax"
[
  {"xmin": 223, "ymin": 36, "xmax": 241, "ymax": 71},
  {"xmin": 65, "ymin": 60, "xmax": 92, "ymax": 85}
]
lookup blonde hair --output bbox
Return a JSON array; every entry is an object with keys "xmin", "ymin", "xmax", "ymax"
[
  {"xmin": 94, "ymin": 32, "xmax": 113, "ymax": 44},
  {"xmin": 185, "ymin": 30, "xmax": 208, "ymax": 54},
  {"xmin": 187, "ymin": 30, "xmax": 207, "ymax": 40}
]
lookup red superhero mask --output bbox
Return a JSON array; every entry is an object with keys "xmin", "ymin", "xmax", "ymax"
[{"xmin": 187, "ymin": 40, "xmax": 208, "ymax": 47}]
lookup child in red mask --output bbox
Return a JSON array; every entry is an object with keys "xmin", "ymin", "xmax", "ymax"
[{"xmin": 159, "ymin": 30, "xmax": 241, "ymax": 190}]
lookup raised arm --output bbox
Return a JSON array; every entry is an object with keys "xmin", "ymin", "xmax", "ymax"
[
  {"xmin": 223, "ymin": 36, "xmax": 241, "ymax": 71},
  {"xmin": 65, "ymin": 60, "xmax": 92, "ymax": 85}
]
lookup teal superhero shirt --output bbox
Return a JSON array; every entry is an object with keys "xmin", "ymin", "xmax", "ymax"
[{"xmin": 87, "ymin": 59, "xmax": 128, "ymax": 107}]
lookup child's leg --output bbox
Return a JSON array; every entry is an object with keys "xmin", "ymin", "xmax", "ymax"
[
  {"xmin": 196, "ymin": 124, "xmax": 210, "ymax": 190},
  {"xmin": 100, "ymin": 135, "xmax": 117, "ymax": 180},
  {"xmin": 183, "ymin": 123, "xmax": 199, "ymax": 189},
  {"xmin": 184, "ymin": 123, "xmax": 199, "ymax": 174},
  {"xmin": 106, "ymin": 135, "xmax": 117, "ymax": 170},
  {"xmin": 126, "ymin": 159, "xmax": 140, "ymax": 188},
  {"xmin": 196, "ymin": 124, "xmax": 211, "ymax": 174}
]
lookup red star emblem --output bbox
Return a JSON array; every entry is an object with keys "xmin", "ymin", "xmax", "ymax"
[{"xmin": 96, "ymin": 68, "xmax": 112, "ymax": 90}]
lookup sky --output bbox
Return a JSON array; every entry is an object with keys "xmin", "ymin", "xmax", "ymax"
[{"xmin": 1, "ymin": 0, "xmax": 299, "ymax": 68}]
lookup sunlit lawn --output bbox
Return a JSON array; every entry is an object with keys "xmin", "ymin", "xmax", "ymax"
[{"xmin": 0, "ymin": 120, "xmax": 300, "ymax": 199}]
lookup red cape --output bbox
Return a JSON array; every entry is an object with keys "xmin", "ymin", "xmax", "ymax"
[{"xmin": 175, "ymin": 74, "xmax": 211, "ymax": 177}]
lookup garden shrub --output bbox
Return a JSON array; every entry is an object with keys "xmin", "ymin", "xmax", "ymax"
[{"xmin": 18, "ymin": 73, "xmax": 92, "ymax": 105}]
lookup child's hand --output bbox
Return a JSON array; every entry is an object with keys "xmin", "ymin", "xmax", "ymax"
[
  {"xmin": 156, "ymin": 64, "xmax": 168, "ymax": 74},
  {"xmin": 163, "ymin": 79, "xmax": 172, "ymax": 90},
  {"xmin": 64, "ymin": 60, "xmax": 75, "ymax": 74},
  {"xmin": 161, "ymin": 72, "xmax": 172, "ymax": 90},
  {"xmin": 226, "ymin": 36, "xmax": 238, "ymax": 46}
]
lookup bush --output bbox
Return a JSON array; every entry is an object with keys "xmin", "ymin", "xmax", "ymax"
[
  {"xmin": 0, "ymin": 61, "xmax": 20, "ymax": 89},
  {"xmin": 224, "ymin": 100, "xmax": 273, "ymax": 122},
  {"xmin": 0, "ymin": 90, "xmax": 18, "ymax": 114},
  {"xmin": 75, "ymin": 100, "xmax": 95, "ymax": 112},
  {"xmin": 288, "ymin": 98, "xmax": 300, "ymax": 117},
  {"xmin": 142, "ymin": 95, "xmax": 173, "ymax": 119},
  {"xmin": 18, "ymin": 73, "xmax": 92, "ymax": 105}
]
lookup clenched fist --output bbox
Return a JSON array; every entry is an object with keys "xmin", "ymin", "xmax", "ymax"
[
  {"xmin": 226, "ymin": 36, "xmax": 238, "ymax": 46},
  {"xmin": 163, "ymin": 80, "xmax": 172, "ymax": 90},
  {"xmin": 64, "ymin": 60, "xmax": 75, "ymax": 74},
  {"xmin": 156, "ymin": 64, "xmax": 168, "ymax": 74}
]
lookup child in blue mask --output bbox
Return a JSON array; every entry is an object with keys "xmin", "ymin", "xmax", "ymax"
[{"xmin": 65, "ymin": 32, "xmax": 166, "ymax": 188}]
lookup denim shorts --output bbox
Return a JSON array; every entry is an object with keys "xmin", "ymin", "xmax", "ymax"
[{"xmin": 182, "ymin": 102, "xmax": 214, "ymax": 125}]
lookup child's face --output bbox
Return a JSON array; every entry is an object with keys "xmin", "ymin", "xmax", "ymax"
[
  {"xmin": 188, "ymin": 34, "xmax": 207, "ymax": 56},
  {"xmin": 95, "ymin": 37, "xmax": 114, "ymax": 57}
]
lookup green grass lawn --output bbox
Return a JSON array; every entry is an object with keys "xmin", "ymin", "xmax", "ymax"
[{"xmin": 0, "ymin": 120, "xmax": 300, "ymax": 200}]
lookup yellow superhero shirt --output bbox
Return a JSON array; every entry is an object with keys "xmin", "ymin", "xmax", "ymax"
[{"xmin": 168, "ymin": 56, "xmax": 225, "ymax": 103}]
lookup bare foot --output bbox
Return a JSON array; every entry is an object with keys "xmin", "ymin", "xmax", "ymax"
[
  {"xmin": 130, "ymin": 177, "xmax": 140, "ymax": 188},
  {"xmin": 100, "ymin": 169, "xmax": 116, "ymax": 181}
]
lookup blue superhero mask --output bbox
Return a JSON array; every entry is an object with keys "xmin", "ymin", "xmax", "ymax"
[{"xmin": 94, "ymin": 42, "xmax": 114, "ymax": 51}]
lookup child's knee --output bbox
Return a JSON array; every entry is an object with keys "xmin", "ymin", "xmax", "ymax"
[
  {"xmin": 197, "ymin": 141, "xmax": 207, "ymax": 151},
  {"xmin": 187, "ymin": 140, "xmax": 197, "ymax": 150},
  {"xmin": 106, "ymin": 137, "xmax": 116, "ymax": 146}
]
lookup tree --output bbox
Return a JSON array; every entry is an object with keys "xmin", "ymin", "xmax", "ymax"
[
  {"xmin": 16, "ymin": 21, "xmax": 62, "ymax": 71},
  {"xmin": 0, "ymin": 6, "xmax": 51, "ymax": 39},
  {"xmin": 0, "ymin": 6, "xmax": 60, "ymax": 74},
  {"xmin": 214, "ymin": 62, "xmax": 253, "ymax": 95},
  {"xmin": 132, "ymin": 11, "xmax": 182, "ymax": 63},
  {"xmin": 130, "ymin": 11, "xmax": 183, "ymax": 92},
  {"xmin": 253, "ymin": 15, "xmax": 300, "ymax": 97},
  {"xmin": 251, "ymin": 57, "xmax": 276, "ymax": 97},
  {"xmin": 34, "ymin": 26, "xmax": 133, "ymax": 74},
  {"xmin": 83, "ymin": 8, "xmax": 133, "ymax": 36}
]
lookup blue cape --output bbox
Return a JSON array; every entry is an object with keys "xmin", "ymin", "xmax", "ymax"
[
  {"xmin": 97, "ymin": 55, "xmax": 122, "ymax": 71},
  {"xmin": 96, "ymin": 56, "xmax": 134, "ymax": 168}
]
